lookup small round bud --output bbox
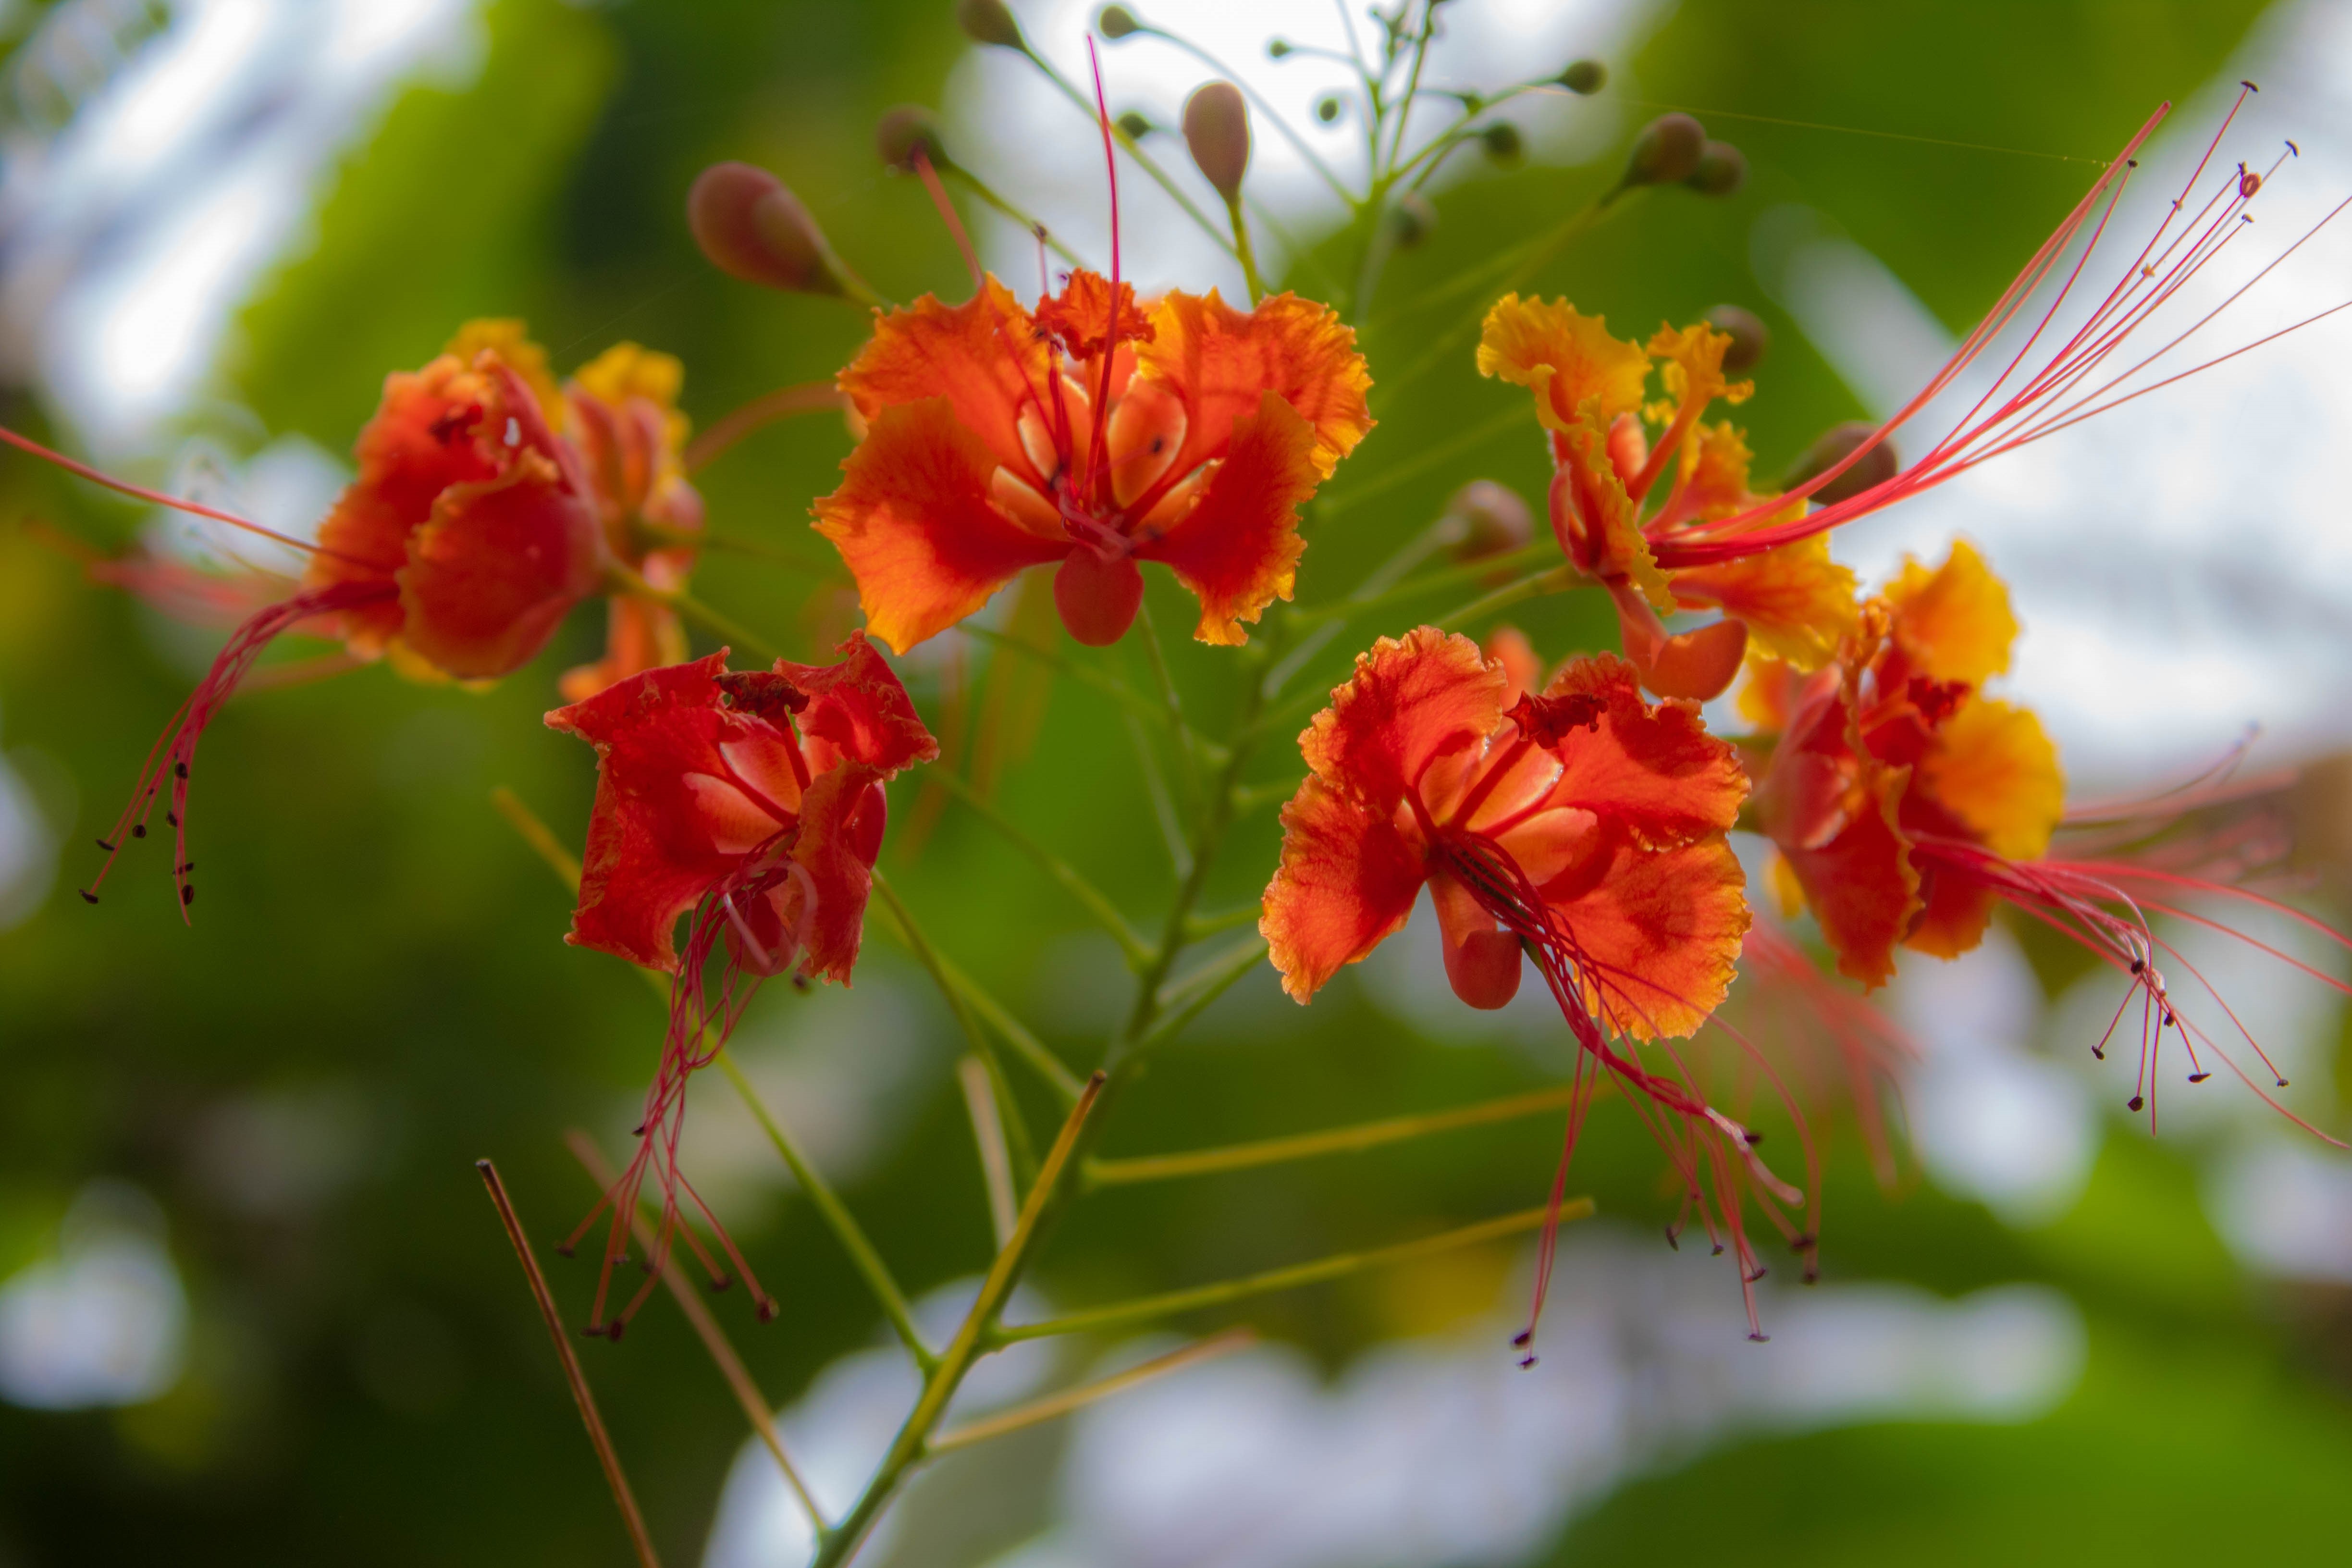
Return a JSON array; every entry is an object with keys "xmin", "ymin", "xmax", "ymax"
[
  {"xmin": 1623, "ymin": 112, "xmax": 1704, "ymax": 187},
  {"xmin": 688, "ymin": 162, "xmax": 843, "ymax": 296},
  {"xmin": 1783, "ymin": 421, "xmax": 1899, "ymax": 505},
  {"xmin": 1182, "ymin": 81, "xmax": 1251, "ymax": 202},
  {"xmin": 1267, "ymin": 37, "xmax": 1291, "ymax": 58},
  {"xmin": 1558, "ymin": 59, "xmax": 1606, "ymax": 95},
  {"xmin": 1443, "ymin": 480, "xmax": 1533, "ymax": 561},
  {"xmin": 1386, "ymin": 191, "xmax": 1437, "ymax": 250},
  {"xmin": 1097, "ymin": 4, "xmax": 1142, "ymax": 38},
  {"xmin": 876, "ymin": 104, "xmax": 948, "ymax": 173},
  {"xmin": 1702, "ymin": 305, "xmax": 1768, "ymax": 373},
  {"xmin": 1480, "ymin": 121, "xmax": 1524, "ymax": 166},
  {"xmin": 1115, "ymin": 110, "xmax": 1152, "ymax": 141},
  {"xmin": 1316, "ymin": 94, "xmax": 1342, "ymax": 123},
  {"xmin": 956, "ymin": 0, "xmax": 1025, "ymax": 49},
  {"xmin": 1684, "ymin": 139, "xmax": 1747, "ymax": 197}
]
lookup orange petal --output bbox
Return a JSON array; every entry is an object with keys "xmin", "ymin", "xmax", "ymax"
[
  {"xmin": 1539, "ymin": 654, "xmax": 1749, "ymax": 846},
  {"xmin": 1548, "ymin": 835, "xmax": 1749, "ymax": 1040},
  {"xmin": 1917, "ymin": 695, "xmax": 2063, "ymax": 860},
  {"xmin": 1476, "ymin": 294, "xmax": 1649, "ymax": 433},
  {"xmin": 1904, "ymin": 865, "xmax": 1999, "ymax": 961},
  {"xmin": 1669, "ymin": 535, "xmax": 1858, "ymax": 671},
  {"xmin": 1136, "ymin": 289, "xmax": 1371, "ymax": 486},
  {"xmin": 1881, "ymin": 538, "xmax": 2017, "ymax": 687},
  {"xmin": 1782, "ymin": 761, "xmax": 1920, "ymax": 989},
  {"xmin": 1261, "ymin": 774, "xmax": 1428, "ymax": 1002},
  {"xmin": 1298, "ymin": 627, "xmax": 1504, "ymax": 808},
  {"xmin": 1131, "ymin": 390, "xmax": 1319, "ymax": 645},
  {"xmin": 1033, "ymin": 269, "xmax": 1156, "ymax": 360},
  {"xmin": 1551, "ymin": 421, "xmax": 1672, "ymax": 609},
  {"xmin": 837, "ymin": 277, "xmax": 1049, "ymax": 482},
  {"xmin": 1610, "ymin": 580, "xmax": 1748, "ymax": 701},
  {"xmin": 813, "ymin": 398, "xmax": 1070, "ymax": 653},
  {"xmin": 1646, "ymin": 321, "xmax": 1752, "ymax": 411}
]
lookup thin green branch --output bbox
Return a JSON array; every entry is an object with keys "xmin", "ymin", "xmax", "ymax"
[
  {"xmin": 717, "ymin": 1053, "xmax": 936, "ymax": 1370},
  {"xmin": 1181, "ymin": 901, "xmax": 1265, "ymax": 942},
  {"xmin": 956, "ymin": 1058, "xmax": 1020, "ymax": 1248},
  {"xmin": 492, "ymin": 787, "xmax": 582, "ymax": 891},
  {"xmin": 928, "ymin": 1327, "xmax": 1256, "ymax": 1453},
  {"xmin": 1136, "ymin": 937, "xmax": 1268, "ymax": 1056},
  {"xmin": 1434, "ymin": 564, "xmax": 1576, "ymax": 630},
  {"xmin": 871, "ymin": 870, "xmax": 1039, "ymax": 1188},
  {"xmin": 476, "ymin": 1160, "xmax": 663, "ymax": 1568},
  {"xmin": 925, "ymin": 767, "xmax": 1154, "ymax": 969},
  {"xmin": 1086, "ymin": 1082, "xmax": 1596, "ymax": 1188},
  {"xmin": 994, "ymin": 1201, "xmax": 1595, "ymax": 1342}
]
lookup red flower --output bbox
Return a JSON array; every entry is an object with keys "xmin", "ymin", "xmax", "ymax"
[
  {"xmin": 546, "ymin": 634, "xmax": 938, "ymax": 1333},
  {"xmin": 815, "ymin": 269, "xmax": 1371, "ymax": 651},
  {"xmin": 1261, "ymin": 628, "xmax": 1801, "ymax": 1342}
]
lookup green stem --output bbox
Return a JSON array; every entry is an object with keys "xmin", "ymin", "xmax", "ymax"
[
  {"xmin": 1086, "ymin": 1081, "xmax": 1598, "ymax": 1188},
  {"xmin": 1225, "ymin": 192, "xmax": 1268, "ymax": 303},
  {"xmin": 1136, "ymin": 937, "xmax": 1268, "ymax": 1056},
  {"xmin": 717, "ymin": 1053, "xmax": 936, "ymax": 1370},
  {"xmin": 993, "ymin": 1201, "xmax": 1595, "ymax": 1342},
  {"xmin": 810, "ymin": 1074, "xmax": 1107, "ymax": 1568},
  {"xmin": 871, "ymin": 870, "xmax": 1039, "ymax": 1188},
  {"xmin": 924, "ymin": 767, "xmax": 1155, "ymax": 970},
  {"xmin": 1181, "ymin": 901, "xmax": 1266, "ymax": 941}
]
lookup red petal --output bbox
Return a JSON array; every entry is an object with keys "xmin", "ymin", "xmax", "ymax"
[
  {"xmin": 813, "ymin": 398, "xmax": 1069, "ymax": 653},
  {"xmin": 1138, "ymin": 290, "xmax": 1372, "ymax": 488},
  {"xmin": 790, "ymin": 766, "xmax": 889, "ymax": 985},
  {"xmin": 1132, "ymin": 390, "xmax": 1320, "ymax": 645},
  {"xmin": 1261, "ymin": 775, "xmax": 1427, "ymax": 1002},
  {"xmin": 1299, "ymin": 627, "xmax": 1504, "ymax": 811},
  {"xmin": 396, "ymin": 442, "xmax": 603, "ymax": 679},
  {"xmin": 1538, "ymin": 654, "xmax": 1748, "ymax": 847},
  {"xmin": 1547, "ymin": 835, "xmax": 1749, "ymax": 1040},
  {"xmin": 774, "ymin": 630, "xmax": 941, "ymax": 776}
]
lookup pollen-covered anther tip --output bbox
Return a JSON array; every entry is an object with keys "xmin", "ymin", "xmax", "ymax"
[
  {"xmin": 955, "ymin": 0, "xmax": 1026, "ymax": 49},
  {"xmin": 78, "ymin": 889, "xmax": 98, "ymax": 905},
  {"xmin": 1182, "ymin": 81, "xmax": 1251, "ymax": 203},
  {"xmin": 2128, "ymin": 1094, "xmax": 2145, "ymax": 1111},
  {"xmin": 689, "ymin": 161, "xmax": 848, "ymax": 296}
]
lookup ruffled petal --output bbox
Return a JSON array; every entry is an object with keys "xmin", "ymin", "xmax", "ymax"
[
  {"xmin": 837, "ymin": 277, "xmax": 1049, "ymax": 482},
  {"xmin": 1646, "ymin": 321, "xmax": 1752, "ymax": 411},
  {"xmin": 1136, "ymin": 289, "xmax": 1371, "ymax": 486},
  {"xmin": 444, "ymin": 319, "xmax": 560, "ymax": 417},
  {"xmin": 1882, "ymin": 538, "xmax": 2017, "ymax": 686},
  {"xmin": 1261, "ymin": 774, "xmax": 1428, "ymax": 1002},
  {"xmin": 1033, "ymin": 270, "xmax": 1155, "ymax": 361},
  {"xmin": 1548, "ymin": 835, "xmax": 1749, "ymax": 1040},
  {"xmin": 1131, "ymin": 390, "xmax": 1319, "ymax": 645},
  {"xmin": 1551, "ymin": 421, "xmax": 1674, "ymax": 610},
  {"xmin": 1917, "ymin": 695, "xmax": 2063, "ymax": 861},
  {"xmin": 1298, "ymin": 626, "xmax": 1504, "ymax": 809},
  {"xmin": 813, "ymin": 397, "xmax": 1070, "ymax": 653},
  {"xmin": 1668, "ymin": 535, "xmax": 1858, "ymax": 671},
  {"xmin": 775, "ymin": 630, "xmax": 941, "ymax": 775},
  {"xmin": 1476, "ymin": 294, "xmax": 1650, "ymax": 434},
  {"xmin": 1538, "ymin": 654, "xmax": 1749, "ymax": 846}
]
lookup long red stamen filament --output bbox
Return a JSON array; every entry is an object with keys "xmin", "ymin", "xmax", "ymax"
[
  {"xmin": 911, "ymin": 150, "xmax": 984, "ymax": 291},
  {"xmin": 1084, "ymin": 37, "xmax": 1122, "ymax": 512}
]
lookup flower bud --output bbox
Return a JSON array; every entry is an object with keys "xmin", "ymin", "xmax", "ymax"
[
  {"xmin": 1267, "ymin": 37, "xmax": 1292, "ymax": 58},
  {"xmin": 1097, "ymin": 5, "xmax": 1142, "ymax": 38},
  {"xmin": 1115, "ymin": 110, "xmax": 1152, "ymax": 141},
  {"xmin": 1622, "ymin": 112, "xmax": 1704, "ymax": 188},
  {"xmin": 1386, "ymin": 190, "xmax": 1437, "ymax": 249},
  {"xmin": 1443, "ymin": 480, "xmax": 1533, "ymax": 562},
  {"xmin": 1480, "ymin": 121, "xmax": 1524, "ymax": 166},
  {"xmin": 1684, "ymin": 139, "xmax": 1747, "ymax": 197},
  {"xmin": 956, "ymin": 0, "xmax": 1025, "ymax": 49},
  {"xmin": 1182, "ymin": 81, "xmax": 1251, "ymax": 202},
  {"xmin": 1702, "ymin": 305, "xmax": 1768, "ymax": 373},
  {"xmin": 1782, "ymin": 421, "xmax": 1899, "ymax": 505},
  {"xmin": 876, "ymin": 104, "xmax": 948, "ymax": 173},
  {"xmin": 688, "ymin": 162, "xmax": 843, "ymax": 296},
  {"xmin": 1316, "ymin": 94, "xmax": 1343, "ymax": 123},
  {"xmin": 1558, "ymin": 59, "xmax": 1606, "ymax": 95}
]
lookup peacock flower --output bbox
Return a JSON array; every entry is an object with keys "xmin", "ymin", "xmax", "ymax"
[
  {"xmin": 815, "ymin": 268, "xmax": 1372, "ymax": 652},
  {"xmin": 547, "ymin": 635, "xmax": 939, "ymax": 1334},
  {"xmin": 1478, "ymin": 300, "xmax": 1856, "ymax": 702},
  {"xmin": 558, "ymin": 342, "xmax": 708, "ymax": 701},
  {"xmin": 1261, "ymin": 627, "xmax": 1804, "ymax": 1340}
]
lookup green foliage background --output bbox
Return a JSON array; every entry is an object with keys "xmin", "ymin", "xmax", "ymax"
[{"xmin": 3, "ymin": 0, "xmax": 2347, "ymax": 1563}]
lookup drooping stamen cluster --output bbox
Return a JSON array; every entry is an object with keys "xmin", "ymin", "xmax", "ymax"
[{"xmin": 546, "ymin": 639, "xmax": 938, "ymax": 1335}]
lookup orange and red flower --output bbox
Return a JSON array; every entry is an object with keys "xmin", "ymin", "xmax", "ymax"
[
  {"xmin": 816, "ymin": 269, "xmax": 1371, "ymax": 651},
  {"xmin": 1478, "ymin": 299, "xmax": 1854, "ymax": 702},
  {"xmin": 547, "ymin": 633, "xmax": 939, "ymax": 1333},
  {"xmin": 1262, "ymin": 627, "xmax": 1802, "ymax": 1339}
]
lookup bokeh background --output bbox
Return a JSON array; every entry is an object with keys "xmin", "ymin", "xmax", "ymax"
[{"xmin": 5, "ymin": 1, "xmax": 2352, "ymax": 1564}]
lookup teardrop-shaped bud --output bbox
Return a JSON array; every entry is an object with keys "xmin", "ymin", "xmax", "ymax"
[
  {"xmin": 1702, "ymin": 304, "xmax": 1769, "ymax": 373},
  {"xmin": 688, "ymin": 162, "xmax": 843, "ymax": 296},
  {"xmin": 877, "ymin": 104, "xmax": 948, "ymax": 173},
  {"xmin": 1684, "ymin": 139, "xmax": 1747, "ymax": 197},
  {"xmin": 1480, "ymin": 121, "xmax": 1525, "ymax": 166},
  {"xmin": 1053, "ymin": 550, "xmax": 1145, "ymax": 646},
  {"xmin": 1443, "ymin": 479, "xmax": 1532, "ymax": 561},
  {"xmin": 1558, "ymin": 59, "xmax": 1606, "ymax": 95},
  {"xmin": 1316, "ymin": 94, "xmax": 1342, "ymax": 123},
  {"xmin": 1386, "ymin": 191, "xmax": 1437, "ymax": 250},
  {"xmin": 1182, "ymin": 81, "xmax": 1251, "ymax": 202},
  {"xmin": 1622, "ymin": 112, "xmax": 1704, "ymax": 187},
  {"xmin": 1097, "ymin": 4, "xmax": 1143, "ymax": 38},
  {"xmin": 1783, "ymin": 421, "xmax": 1900, "ymax": 505},
  {"xmin": 956, "ymin": 0, "xmax": 1025, "ymax": 49}
]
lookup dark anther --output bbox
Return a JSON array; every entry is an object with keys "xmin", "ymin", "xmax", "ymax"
[
  {"xmin": 2130, "ymin": 959, "xmax": 2143, "ymax": 974},
  {"xmin": 755, "ymin": 1297, "xmax": 780, "ymax": 1324},
  {"xmin": 1744, "ymin": 1129, "xmax": 1764, "ymax": 1145},
  {"xmin": 2128, "ymin": 158, "xmax": 2139, "ymax": 168},
  {"xmin": 579, "ymin": 1321, "xmax": 606, "ymax": 1338},
  {"xmin": 709, "ymin": 1275, "xmax": 734, "ymax": 1293},
  {"xmin": 1512, "ymin": 1330, "xmax": 1533, "ymax": 1348},
  {"xmin": 2163, "ymin": 1011, "xmax": 2176, "ymax": 1028},
  {"xmin": 1748, "ymin": 1333, "xmax": 1770, "ymax": 1344},
  {"xmin": 1746, "ymin": 1268, "xmax": 1768, "ymax": 1284},
  {"xmin": 180, "ymin": 886, "xmax": 195, "ymax": 906},
  {"xmin": 79, "ymin": 889, "xmax": 99, "ymax": 904},
  {"xmin": 1517, "ymin": 1355, "xmax": 1539, "ymax": 1370},
  {"xmin": 1662, "ymin": 1227, "xmax": 1679, "ymax": 1251},
  {"xmin": 2188, "ymin": 1072, "xmax": 2210, "ymax": 1084},
  {"xmin": 96, "ymin": 838, "xmax": 114, "ymax": 852},
  {"xmin": 174, "ymin": 762, "xmax": 188, "ymax": 779},
  {"xmin": 2241, "ymin": 79, "xmax": 2259, "ymax": 91},
  {"xmin": 606, "ymin": 1321, "xmax": 626, "ymax": 1343},
  {"xmin": 2128, "ymin": 1095, "xmax": 2145, "ymax": 1111},
  {"xmin": 166, "ymin": 811, "xmax": 178, "ymax": 827},
  {"xmin": 1711, "ymin": 1243, "xmax": 1725, "ymax": 1257},
  {"xmin": 176, "ymin": 862, "xmax": 194, "ymax": 875},
  {"xmin": 632, "ymin": 1123, "xmax": 647, "ymax": 1136},
  {"xmin": 1789, "ymin": 1233, "xmax": 1815, "ymax": 1251},
  {"xmin": 2093, "ymin": 1047, "xmax": 2106, "ymax": 1060},
  {"xmin": 2287, "ymin": 139, "xmax": 2300, "ymax": 156},
  {"xmin": 1802, "ymin": 1267, "xmax": 1821, "ymax": 1285},
  {"xmin": 555, "ymin": 1242, "xmax": 576, "ymax": 1258},
  {"xmin": 640, "ymin": 1258, "xmax": 657, "ymax": 1274},
  {"xmin": 132, "ymin": 824, "xmax": 146, "ymax": 839},
  {"xmin": 2276, "ymin": 1076, "xmax": 2290, "ymax": 1087}
]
